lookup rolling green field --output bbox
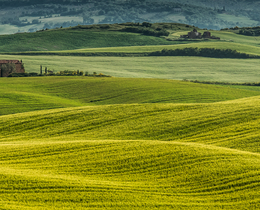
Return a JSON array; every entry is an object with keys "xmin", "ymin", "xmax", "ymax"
[
  {"xmin": 0, "ymin": 30, "xmax": 175, "ymax": 52},
  {"xmin": 1, "ymin": 77, "xmax": 260, "ymax": 115},
  {"xmin": 1, "ymin": 23, "xmax": 260, "ymax": 209},
  {"xmin": 10, "ymin": 41, "xmax": 260, "ymax": 56},
  {"xmin": 1, "ymin": 55, "xmax": 260, "ymax": 82},
  {"xmin": 1, "ymin": 94, "xmax": 260, "ymax": 209}
]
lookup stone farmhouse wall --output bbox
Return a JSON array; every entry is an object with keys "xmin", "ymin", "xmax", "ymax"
[{"xmin": 0, "ymin": 60, "xmax": 25, "ymax": 77}]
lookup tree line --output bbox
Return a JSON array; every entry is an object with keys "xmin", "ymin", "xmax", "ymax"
[{"xmin": 149, "ymin": 48, "xmax": 258, "ymax": 58}]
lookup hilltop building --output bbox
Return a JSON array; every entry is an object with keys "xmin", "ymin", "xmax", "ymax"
[
  {"xmin": 0, "ymin": 60, "xmax": 25, "ymax": 77},
  {"xmin": 180, "ymin": 29, "xmax": 220, "ymax": 40}
]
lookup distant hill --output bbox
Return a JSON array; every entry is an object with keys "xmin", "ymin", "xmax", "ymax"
[{"xmin": 0, "ymin": 0, "xmax": 260, "ymax": 34}]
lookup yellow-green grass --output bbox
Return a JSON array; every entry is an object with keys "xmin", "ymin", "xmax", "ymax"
[
  {"xmin": 1, "ymin": 55, "xmax": 260, "ymax": 82},
  {"xmin": 2, "ymin": 81, "xmax": 260, "ymax": 209},
  {"xmin": 1, "ymin": 77, "xmax": 259, "ymax": 115},
  {"xmin": 21, "ymin": 42, "xmax": 260, "ymax": 56},
  {"xmin": 1, "ymin": 26, "xmax": 259, "ymax": 54},
  {"xmin": 1, "ymin": 104, "xmax": 260, "ymax": 209},
  {"xmin": 1, "ymin": 97, "xmax": 260, "ymax": 154},
  {"xmin": 174, "ymin": 30, "xmax": 260, "ymax": 48},
  {"xmin": 210, "ymin": 30, "xmax": 260, "ymax": 47},
  {"xmin": 0, "ymin": 140, "xmax": 260, "ymax": 209},
  {"xmin": 8, "ymin": 30, "xmax": 260, "ymax": 56},
  {"xmin": 0, "ymin": 30, "xmax": 175, "ymax": 53}
]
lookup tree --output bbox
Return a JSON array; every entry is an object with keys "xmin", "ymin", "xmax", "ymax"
[{"xmin": 40, "ymin": 65, "xmax": 42, "ymax": 75}]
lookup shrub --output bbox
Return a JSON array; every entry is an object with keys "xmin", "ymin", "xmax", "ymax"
[
  {"xmin": 122, "ymin": 26, "xmax": 169, "ymax": 37},
  {"xmin": 28, "ymin": 72, "xmax": 38, "ymax": 76},
  {"xmin": 149, "ymin": 48, "xmax": 258, "ymax": 58},
  {"xmin": 8, "ymin": 72, "xmax": 28, "ymax": 77}
]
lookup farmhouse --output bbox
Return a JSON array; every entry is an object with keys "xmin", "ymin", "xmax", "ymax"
[
  {"xmin": 0, "ymin": 60, "xmax": 25, "ymax": 77},
  {"xmin": 180, "ymin": 29, "xmax": 220, "ymax": 40}
]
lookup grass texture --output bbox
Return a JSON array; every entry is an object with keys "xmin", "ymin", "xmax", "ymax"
[
  {"xmin": 1, "ymin": 25, "xmax": 260, "ymax": 209},
  {"xmin": 1, "ymin": 97, "xmax": 260, "ymax": 153},
  {"xmin": 1, "ymin": 55, "xmax": 260, "ymax": 82},
  {"xmin": 0, "ymin": 77, "xmax": 259, "ymax": 115},
  {"xmin": 0, "ymin": 30, "xmax": 176, "ymax": 52},
  {"xmin": 11, "ymin": 42, "xmax": 260, "ymax": 57},
  {"xmin": 1, "ymin": 97, "xmax": 260, "ymax": 209}
]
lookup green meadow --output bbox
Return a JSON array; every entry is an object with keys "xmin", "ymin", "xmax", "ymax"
[
  {"xmin": 1, "ymin": 77, "xmax": 260, "ymax": 115},
  {"xmin": 1, "ymin": 55, "xmax": 260, "ymax": 82},
  {"xmin": 1, "ymin": 23, "xmax": 260, "ymax": 209},
  {"xmin": 10, "ymin": 41, "xmax": 260, "ymax": 56},
  {"xmin": 1, "ymin": 97, "xmax": 260, "ymax": 209},
  {"xmin": 0, "ymin": 29, "xmax": 177, "ymax": 53}
]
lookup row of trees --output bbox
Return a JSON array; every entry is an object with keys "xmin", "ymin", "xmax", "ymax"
[
  {"xmin": 239, "ymin": 28, "xmax": 260, "ymax": 36},
  {"xmin": 122, "ymin": 26, "xmax": 170, "ymax": 37},
  {"xmin": 149, "ymin": 48, "xmax": 257, "ymax": 58},
  {"xmin": 9, "ymin": 68, "xmax": 111, "ymax": 77},
  {"xmin": 188, "ymin": 80, "xmax": 260, "ymax": 87}
]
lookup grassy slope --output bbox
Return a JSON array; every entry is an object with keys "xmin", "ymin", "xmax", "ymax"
[
  {"xmin": 1, "ymin": 98, "xmax": 260, "ymax": 209},
  {"xmin": 1, "ymin": 98, "xmax": 260, "ymax": 153},
  {"xmin": 11, "ymin": 42, "xmax": 260, "ymax": 56},
  {"xmin": 6, "ymin": 31, "xmax": 260, "ymax": 57},
  {"xmin": 1, "ymin": 55, "xmax": 260, "ymax": 82},
  {"xmin": 0, "ymin": 140, "xmax": 260, "ymax": 209},
  {"xmin": 1, "ymin": 77, "xmax": 259, "ymax": 115},
  {"xmin": 0, "ymin": 30, "xmax": 175, "ymax": 52},
  {"xmin": 1, "ymin": 24, "xmax": 260, "ymax": 209},
  {"xmin": 1, "ymin": 25, "xmax": 259, "ymax": 55}
]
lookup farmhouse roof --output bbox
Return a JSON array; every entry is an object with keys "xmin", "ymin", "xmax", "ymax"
[{"xmin": 0, "ymin": 60, "xmax": 21, "ymax": 64}]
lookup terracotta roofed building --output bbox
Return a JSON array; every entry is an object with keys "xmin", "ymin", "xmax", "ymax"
[{"xmin": 0, "ymin": 60, "xmax": 25, "ymax": 77}]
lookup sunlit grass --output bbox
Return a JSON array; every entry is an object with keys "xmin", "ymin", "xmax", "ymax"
[
  {"xmin": 0, "ymin": 77, "xmax": 259, "ymax": 115},
  {"xmin": 0, "ymin": 139, "xmax": 260, "ymax": 209},
  {"xmin": 1, "ymin": 81, "xmax": 260, "ymax": 209},
  {"xmin": 1, "ymin": 97, "xmax": 260, "ymax": 154},
  {"xmin": 15, "ymin": 42, "xmax": 260, "ymax": 56},
  {"xmin": 1, "ymin": 55, "xmax": 260, "ymax": 82},
  {"xmin": 1, "ymin": 25, "xmax": 260, "ymax": 209}
]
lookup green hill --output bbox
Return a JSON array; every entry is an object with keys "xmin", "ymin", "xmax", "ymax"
[
  {"xmin": 3, "ymin": 27, "xmax": 260, "ymax": 59},
  {"xmin": 0, "ymin": 29, "xmax": 173, "ymax": 53},
  {"xmin": 1, "ymin": 97, "xmax": 260, "ymax": 154},
  {"xmin": 1, "ymin": 22, "xmax": 260, "ymax": 210},
  {"xmin": 1, "ymin": 77, "xmax": 259, "ymax": 115},
  {"xmin": 0, "ymin": 23, "xmax": 198, "ymax": 53},
  {"xmin": 1, "ymin": 55, "xmax": 260, "ymax": 83},
  {"xmin": 18, "ymin": 41, "xmax": 260, "ymax": 57},
  {"xmin": 1, "ymin": 140, "xmax": 260, "ymax": 209},
  {"xmin": 1, "ymin": 98, "xmax": 260, "ymax": 209}
]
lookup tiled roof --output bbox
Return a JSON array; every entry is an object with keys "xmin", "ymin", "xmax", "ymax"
[{"xmin": 0, "ymin": 60, "xmax": 21, "ymax": 64}]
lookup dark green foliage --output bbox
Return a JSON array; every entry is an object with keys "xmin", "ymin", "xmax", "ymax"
[
  {"xmin": 224, "ymin": 26, "xmax": 260, "ymax": 36},
  {"xmin": 122, "ymin": 26, "xmax": 170, "ymax": 37},
  {"xmin": 141, "ymin": 22, "xmax": 152, "ymax": 27},
  {"xmin": 189, "ymin": 80, "xmax": 260, "ymax": 86},
  {"xmin": 8, "ymin": 70, "xmax": 110, "ymax": 77},
  {"xmin": 149, "ymin": 48, "xmax": 258, "ymax": 58},
  {"xmin": 40, "ymin": 65, "xmax": 42, "ymax": 75},
  {"xmin": 238, "ymin": 27, "xmax": 260, "ymax": 36},
  {"xmin": 55, "ymin": 70, "xmax": 110, "ymax": 77},
  {"xmin": 8, "ymin": 72, "xmax": 29, "ymax": 77},
  {"xmin": 121, "ymin": 22, "xmax": 170, "ymax": 37},
  {"xmin": 9, "ymin": 72, "xmax": 39, "ymax": 77},
  {"xmin": 28, "ymin": 72, "xmax": 38, "ymax": 76}
]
